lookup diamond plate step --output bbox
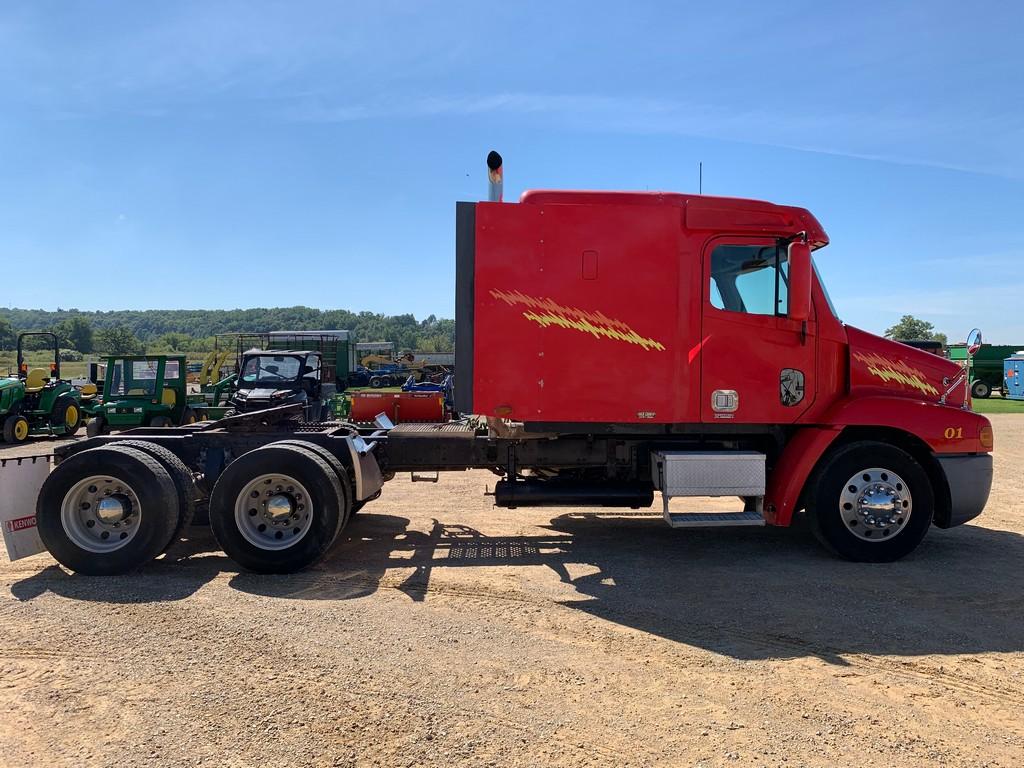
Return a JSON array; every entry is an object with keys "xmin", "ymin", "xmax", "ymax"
[{"xmin": 665, "ymin": 511, "xmax": 765, "ymax": 528}]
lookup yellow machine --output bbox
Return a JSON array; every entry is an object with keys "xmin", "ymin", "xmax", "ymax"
[{"xmin": 198, "ymin": 350, "xmax": 231, "ymax": 386}]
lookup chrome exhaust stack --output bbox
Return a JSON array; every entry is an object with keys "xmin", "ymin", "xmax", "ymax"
[{"xmin": 486, "ymin": 150, "xmax": 503, "ymax": 202}]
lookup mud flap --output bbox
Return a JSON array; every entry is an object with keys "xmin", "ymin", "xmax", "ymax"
[
  {"xmin": 346, "ymin": 434, "xmax": 385, "ymax": 502},
  {"xmin": 0, "ymin": 455, "xmax": 52, "ymax": 561}
]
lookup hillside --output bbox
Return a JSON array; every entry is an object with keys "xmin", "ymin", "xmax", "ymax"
[{"xmin": 0, "ymin": 306, "xmax": 455, "ymax": 352}]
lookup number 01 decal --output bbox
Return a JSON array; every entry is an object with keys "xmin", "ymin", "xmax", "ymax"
[{"xmin": 944, "ymin": 427, "xmax": 963, "ymax": 440}]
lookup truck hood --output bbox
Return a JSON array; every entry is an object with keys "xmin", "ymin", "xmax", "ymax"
[
  {"xmin": 847, "ymin": 326, "xmax": 965, "ymax": 407},
  {"xmin": 236, "ymin": 388, "xmax": 283, "ymax": 400},
  {"xmin": 0, "ymin": 377, "xmax": 21, "ymax": 390}
]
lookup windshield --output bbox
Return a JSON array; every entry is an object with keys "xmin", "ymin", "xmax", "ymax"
[
  {"xmin": 240, "ymin": 355, "xmax": 303, "ymax": 385},
  {"xmin": 105, "ymin": 358, "xmax": 179, "ymax": 396},
  {"xmin": 812, "ymin": 256, "xmax": 839, "ymax": 320}
]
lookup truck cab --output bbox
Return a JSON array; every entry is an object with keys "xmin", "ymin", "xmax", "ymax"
[{"xmin": 455, "ymin": 188, "xmax": 993, "ymax": 561}]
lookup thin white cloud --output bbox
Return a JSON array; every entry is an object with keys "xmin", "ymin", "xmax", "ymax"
[{"xmin": 286, "ymin": 91, "xmax": 1022, "ymax": 179}]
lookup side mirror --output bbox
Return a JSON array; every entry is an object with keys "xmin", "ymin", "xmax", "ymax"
[
  {"xmin": 967, "ymin": 328, "xmax": 983, "ymax": 357},
  {"xmin": 787, "ymin": 241, "xmax": 812, "ymax": 322}
]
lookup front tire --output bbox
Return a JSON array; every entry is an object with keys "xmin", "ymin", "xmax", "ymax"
[
  {"xmin": 36, "ymin": 446, "xmax": 179, "ymax": 575},
  {"xmin": 209, "ymin": 443, "xmax": 345, "ymax": 573},
  {"xmin": 150, "ymin": 415, "xmax": 174, "ymax": 428},
  {"xmin": 806, "ymin": 441, "xmax": 933, "ymax": 562},
  {"xmin": 3, "ymin": 414, "xmax": 30, "ymax": 443},
  {"xmin": 971, "ymin": 380, "xmax": 991, "ymax": 399}
]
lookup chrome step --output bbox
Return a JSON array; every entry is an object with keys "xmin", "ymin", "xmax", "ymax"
[{"xmin": 665, "ymin": 511, "xmax": 765, "ymax": 528}]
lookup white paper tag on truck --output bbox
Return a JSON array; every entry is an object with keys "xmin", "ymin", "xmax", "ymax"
[{"xmin": 0, "ymin": 455, "xmax": 52, "ymax": 561}]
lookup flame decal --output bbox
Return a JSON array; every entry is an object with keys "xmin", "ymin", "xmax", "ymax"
[
  {"xmin": 489, "ymin": 289, "xmax": 665, "ymax": 352},
  {"xmin": 852, "ymin": 351, "xmax": 938, "ymax": 396}
]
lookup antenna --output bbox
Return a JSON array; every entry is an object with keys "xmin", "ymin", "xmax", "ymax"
[{"xmin": 699, "ymin": 162, "xmax": 703, "ymax": 194}]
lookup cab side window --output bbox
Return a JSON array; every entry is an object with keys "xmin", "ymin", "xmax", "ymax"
[{"xmin": 709, "ymin": 243, "xmax": 788, "ymax": 316}]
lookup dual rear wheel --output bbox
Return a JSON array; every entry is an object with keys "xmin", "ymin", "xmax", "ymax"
[
  {"xmin": 37, "ymin": 440, "xmax": 355, "ymax": 575},
  {"xmin": 208, "ymin": 443, "xmax": 351, "ymax": 573},
  {"xmin": 37, "ymin": 446, "xmax": 180, "ymax": 575}
]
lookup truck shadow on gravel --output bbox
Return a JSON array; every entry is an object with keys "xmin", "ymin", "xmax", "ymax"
[
  {"xmin": 233, "ymin": 511, "xmax": 1024, "ymax": 663},
  {"xmin": 12, "ymin": 512, "xmax": 1024, "ymax": 662}
]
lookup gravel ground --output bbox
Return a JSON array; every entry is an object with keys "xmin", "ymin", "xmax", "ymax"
[{"xmin": 1, "ymin": 416, "xmax": 1022, "ymax": 767}]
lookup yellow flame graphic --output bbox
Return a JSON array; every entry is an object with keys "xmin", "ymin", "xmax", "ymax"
[
  {"xmin": 852, "ymin": 351, "xmax": 938, "ymax": 396},
  {"xmin": 489, "ymin": 289, "xmax": 665, "ymax": 352}
]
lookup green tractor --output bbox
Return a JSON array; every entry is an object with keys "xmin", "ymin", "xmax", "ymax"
[
  {"xmin": 84, "ymin": 355, "xmax": 201, "ymax": 437},
  {"xmin": 0, "ymin": 332, "xmax": 84, "ymax": 444}
]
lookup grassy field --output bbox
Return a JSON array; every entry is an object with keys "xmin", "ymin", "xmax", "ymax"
[
  {"xmin": 0, "ymin": 352, "xmax": 89, "ymax": 379},
  {"xmin": 972, "ymin": 395, "xmax": 1024, "ymax": 414},
  {"xmin": 0, "ymin": 352, "xmax": 209, "ymax": 381}
]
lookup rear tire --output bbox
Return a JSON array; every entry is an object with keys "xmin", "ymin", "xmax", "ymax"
[
  {"xmin": 209, "ymin": 443, "xmax": 345, "ymax": 573},
  {"xmin": 111, "ymin": 440, "xmax": 198, "ymax": 541},
  {"xmin": 36, "ymin": 446, "xmax": 179, "ymax": 575},
  {"xmin": 272, "ymin": 440, "xmax": 353, "ymax": 531},
  {"xmin": 51, "ymin": 396, "xmax": 82, "ymax": 437},
  {"xmin": 806, "ymin": 441, "xmax": 933, "ymax": 562},
  {"xmin": 971, "ymin": 380, "xmax": 991, "ymax": 399}
]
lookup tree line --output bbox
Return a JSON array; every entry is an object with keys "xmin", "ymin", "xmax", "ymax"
[{"xmin": 0, "ymin": 307, "xmax": 456, "ymax": 356}]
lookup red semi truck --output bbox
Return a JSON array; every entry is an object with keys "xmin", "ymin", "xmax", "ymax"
[{"xmin": 7, "ymin": 155, "xmax": 993, "ymax": 574}]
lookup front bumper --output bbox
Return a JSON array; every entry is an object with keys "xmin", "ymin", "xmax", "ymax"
[{"xmin": 935, "ymin": 454, "xmax": 993, "ymax": 528}]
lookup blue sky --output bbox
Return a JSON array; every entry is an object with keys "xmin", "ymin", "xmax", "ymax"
[{"xmin": 1, "ymin": 1, "xmax": 1022, "ymax": 341}]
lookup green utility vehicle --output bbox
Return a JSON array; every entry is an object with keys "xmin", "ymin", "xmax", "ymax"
[
  {"xmin": 0, "ymin": 332, "xmax": 84, "ymax": 443},
  {"xmin": 225, "ymin": 349, "xmax": 328, "ymax": 420},
  {"xmin": 84, "ymin": 355, "xmax": 201, "ymax": 436}
]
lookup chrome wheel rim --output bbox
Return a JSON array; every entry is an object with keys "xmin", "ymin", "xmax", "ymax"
[
  {"xmin": 234, "ymin": 473, "xmax": 313, "ymax": 551},
  {"xmin": 839, "ymin": 467, "xmax": 912, "ymax": 542},
  {"xmin": 61, "ymin": 475, "xmax": 142, "ymax": 553}
]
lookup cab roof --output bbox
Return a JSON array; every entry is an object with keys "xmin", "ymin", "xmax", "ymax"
[
  {"xmin": 242, "ymin": 349, "xmax": 321, "ymax": 357},
  {"xmin": 518, "ymin": 190, "xmax": 828, "ymax": 248}
]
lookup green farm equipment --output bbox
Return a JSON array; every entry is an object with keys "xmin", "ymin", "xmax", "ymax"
[
  {"xmin": 83, "ymin": 355, "xmax": 202, "ymax": 436},
  {"xmin": 949, "ymin": 342, "xmax": 1022, "ymax": 399},
  {"xmin": 0, "ymin": 332, "xmax": 83, "ymax": 444}
]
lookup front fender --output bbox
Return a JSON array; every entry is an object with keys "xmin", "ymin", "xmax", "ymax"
[
  {"xmin": 822, "ymin": 395, "xmax": 993, "ymax": 454},
  {"xmin": 0, "ymin": 380, "xmax": 24, "ymax": 413},
  {"xmin": 765, "ymin": 396, "xmax": 992, "ymax": 528}
]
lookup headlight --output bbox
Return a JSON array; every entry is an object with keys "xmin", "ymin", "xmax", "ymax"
[{"xmin": 272, "ymin": 390, "xmax": 289, "ymax": 399}]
